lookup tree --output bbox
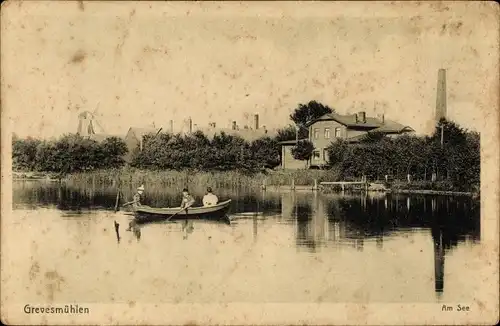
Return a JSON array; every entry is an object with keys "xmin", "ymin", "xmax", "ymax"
[
  {"xmin": 100, "ymin": 137, "xmax": 128, "ymax": 168},
  {"xmin": 291, "ymin": 140, "xmax": 314, "ymax": 168},
  {"xmin": 290, "ymin": 101, "xmax": 334, "ymax": 139},
  {"xmin": 275, "ymin": 125, "xmax": 298, "ymax": 142},
  {"xmin": 360, "ymin": 131, "xmax": 386, "ymax": 143},
  {"xmin": 251, "ymin": 137, "xmax": 281, "ymax": 169},
  {"xmin": 12, "ymin": 137, "xmax": 42, "ymax": 171}
]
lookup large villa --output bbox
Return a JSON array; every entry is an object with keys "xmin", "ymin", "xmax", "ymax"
[{"xmin": 280, "ymin": 111, "xmax": 415, "ymax": 169}]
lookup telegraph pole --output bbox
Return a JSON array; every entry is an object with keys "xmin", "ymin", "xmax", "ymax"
[{"xmin": 440, "ymin": 125, "xmax": 444, "ymax": 148}]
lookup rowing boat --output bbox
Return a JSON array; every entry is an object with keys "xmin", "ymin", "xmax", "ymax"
[{"xmin": 133, "ymin": 199, "xmax": 232, "ymax": 223}]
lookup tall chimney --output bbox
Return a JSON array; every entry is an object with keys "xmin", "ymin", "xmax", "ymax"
[
  {"xmin": 232, "ymin": 121, "xmax": 237, "ymax": 130},
  {"xmin": 254, "ymin": 114, "xmax": 259, "ymax": 130},
  {"xmin": 169, "ymin": 120, "xmax": 174, "ymax": 133},
  {"xmin": 436, "ymin": 68, "xmax": 447, "ymax": 122},
  {"xmin": 188, "ymin": 118, "xmax": 193, "ymax": 133}
]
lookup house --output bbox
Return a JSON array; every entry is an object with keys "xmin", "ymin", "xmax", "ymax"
[
  {"xmin": 305, "ymin": 111, "xmax": 414, "ymax": 167},
  {"xmin": 279, "ymin": 111, "xmax": 414, "ymax": 169},
  {"xmin": 123, "ymin": 127, "xmax": 163, "ymax": 162}
]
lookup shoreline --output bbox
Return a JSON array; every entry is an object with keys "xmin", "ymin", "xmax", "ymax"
[{"xmin": 12, "ymin": 169, "xmax": 479, "ymax": 197}]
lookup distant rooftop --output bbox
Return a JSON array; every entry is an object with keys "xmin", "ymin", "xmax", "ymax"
[{"xmin": 306, "ymin": 112, "xmax": 414, "ymax": 133}]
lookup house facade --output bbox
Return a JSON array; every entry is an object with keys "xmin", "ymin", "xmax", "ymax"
[{"xmin": 307, "ymin": 111, "xmax": 414, "ymax": 167}]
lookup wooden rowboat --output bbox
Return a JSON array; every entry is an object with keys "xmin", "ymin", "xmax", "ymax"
[{"xmin": 133, "ymin": 199, "xmax": 232, "ymax": 223}]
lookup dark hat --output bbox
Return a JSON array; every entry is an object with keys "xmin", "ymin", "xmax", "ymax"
[
  {"xmin": 207, "ymin": 187, "xmax": 213, "ymax": 193},
  {"xmin": 182, "ymin": 188, "xmax": 189, "ymax": 192}
]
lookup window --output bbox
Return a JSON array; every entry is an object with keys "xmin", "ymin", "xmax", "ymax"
[
  {"xmin": 335, "ymin": 127, "xmax": 342, "ymax": 138},
  {"xmin": 324, "ymin": 128, "xmax": 331, "ymax": 139},
  {"xmin": 312, "ymin": 150, "xmax": 320, "ymax": 160},
  {"xmin": 313, "ymin": 128, "xmax": 320, "ymax": 139}
]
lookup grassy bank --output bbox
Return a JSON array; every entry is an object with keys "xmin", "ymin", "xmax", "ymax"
[
  {"xmin": 320, "ymin": 180, "xmax": 479, "ymax": 197},
  {"xmin": 63, "ymin": 167, "xmax": 341, "ymax": 190}
]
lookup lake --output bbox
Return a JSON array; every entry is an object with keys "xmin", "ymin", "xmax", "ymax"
[{"xmin": 5, "ymin": 180, "xmax": 483, "ymax": 304}]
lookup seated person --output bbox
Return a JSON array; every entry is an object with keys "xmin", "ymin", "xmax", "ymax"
[
  {"xmin": 202, "ymin": 187, "xmax": 218, "ymax": 207},
  {"xmin": 180, "ymin": 188, "xmax": 195, "ymax": 209}
]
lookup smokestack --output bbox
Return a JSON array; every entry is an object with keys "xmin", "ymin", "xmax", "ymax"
[
  {"xmin": 188, "ymin": 118, "xmax": 193, "ymax": 133},
  {"xmin": 436, "ymin": 68, "xmax": 447, "ymax": 122},
  {"xmin": 232, "ymin": 121, "xmax": 237, "ymax": 130},
  {"xmin": 169, "ymin": 120, "xmax": 174, "ymax": 133},
  {"xmin": 254, "ymin": 114, "xmax": 259, "ymax": 130}
]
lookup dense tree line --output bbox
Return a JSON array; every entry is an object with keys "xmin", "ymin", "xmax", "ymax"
[
  {"xmin": 130, "ymin": 130, "xmax": 280, "ymax": 172},
  {"xmin": 12, "ymin": 131, "xmax": 281, "ymax": 174},
  {"xmin": 325, "ymin": 119, "xmax": 480, "ymax": 191},
  {"xmin": 12, "ymin": 99, "xmax": 480, "ymax": 192},
  {"xmin": 12, "ymin": 134, "xmax": 128, "ymax": 174}
]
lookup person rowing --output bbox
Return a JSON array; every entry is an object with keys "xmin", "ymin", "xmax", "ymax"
[
  {"xmin": 124, "ymin": 185, "xmax": 144, "ymax": 231},
  {"xmin": 123, "ymin": 185, "xmax": 145, "ymax": 208},
  {"xmin": 180, "ymin": 188, "xmax": 195, "ymax": 209}
]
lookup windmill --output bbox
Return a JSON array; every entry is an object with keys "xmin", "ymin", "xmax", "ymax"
[{"xmin": 76, "ymin": 102, "xmax": 106, "ymax": 137}]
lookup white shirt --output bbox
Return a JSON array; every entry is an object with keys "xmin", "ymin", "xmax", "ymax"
[{"xmin": 202, "ymin": 193, "xmax": 218, "ymax": 206}]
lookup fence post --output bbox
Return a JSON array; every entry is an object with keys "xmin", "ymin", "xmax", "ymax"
[
  {"xmin": 313, "ymin": 179, "xmax": 318, "ymax": 191},
  {"xmin": 291, "ymin": 178, "xmax": 295, "ymax": 191}
]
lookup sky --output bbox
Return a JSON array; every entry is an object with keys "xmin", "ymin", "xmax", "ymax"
[{"xmin": 1, "ymin": 1, "xmax": 498, "ymax": 139}]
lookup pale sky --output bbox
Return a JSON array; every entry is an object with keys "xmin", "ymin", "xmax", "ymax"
[{"xmin": 1, "ymin": 1, "xmax": 498, "ymax": 138}]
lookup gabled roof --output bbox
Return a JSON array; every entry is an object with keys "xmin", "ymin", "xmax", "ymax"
[
  {"xmin": 191, "ymin": 126, "xmax": 278, "ymax": 142},
  {"xmin": 306, "ymin": 112, "xmax": 382, "ymax": 128},
  {"xmin": 126, "ymin": 127, "xmax": 163, "ymax": 140},
  {"xmin": 370, "ymin": 121, "xmax": 415, "ymax": 133},
  {"xmin": 88, "ymin": 133, "xmax": 124, "ymax": 142},
  {"xmin": 306, "ymin": 112, "xmax": 414, "ymax": 133}
]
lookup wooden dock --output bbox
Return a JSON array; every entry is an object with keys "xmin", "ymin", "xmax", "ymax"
[
  {"xmin": 320, "ymin": 181, "xmax": 389, "ymax": 192},
  {"xmin": 320, "ymin": 181, "xmax": 368, "ymax": 191}
]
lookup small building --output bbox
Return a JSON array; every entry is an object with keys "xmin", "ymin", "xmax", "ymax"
[
  {"xmin": 123, "ymin": 127, "xmax": 163, "ymax": 163},
  {"xmin": 305, "ymin": 111, "xmax": 414, "ymax": 167},
  {"xmin": 278, "ymin": 140, "xmax": 307, "ymax": 170}
]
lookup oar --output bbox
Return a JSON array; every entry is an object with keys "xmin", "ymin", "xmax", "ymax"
[
  {"xmin": 122, "ymin": 200, "xmax": 136, "ymax": 207},
  {"xmin": 114, "ymin": 191, "xmax": 121, "ymax": 212},
  {"xmin": 167, "ymin": 205, "xmax": 191, "ymax": 221}
]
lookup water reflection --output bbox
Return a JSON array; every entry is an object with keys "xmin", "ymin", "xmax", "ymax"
[{"xmin": 12, "ymin": 180, "xmax": 480, "ymax": 301}]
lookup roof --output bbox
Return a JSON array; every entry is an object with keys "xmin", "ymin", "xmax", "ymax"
[
  {"xmin": 126, "ymin": 127, "xmax": 163, "ymax": 140},
  {"xmin": 278, "ymin": 140, "xmax": 298, "ymax": 145},
  {"xmin": 191, "ymin": 126, "xmax": 278, "ymax": 142},
  {"xmin": 306, "ymin": 112, "xmax": 414, "ymax": 132},
  {"xmin": 370, "ymin": 121, "xmax": 415, "ymax": 133},
  {"xmin": 88, "ymin": 133, "xmax": 124, "ymax": 142},
  {"xmin": 306, "ymin": 112, "xmax": 382, "ymax": 128},
  {"xmin": 345, "ymin": 125, "xmax": 415, "ymax": 144}
]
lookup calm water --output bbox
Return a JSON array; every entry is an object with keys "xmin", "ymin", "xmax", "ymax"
[{"xmin": 5, "ymin": 180, "xmax": 482, "ymax": 304}]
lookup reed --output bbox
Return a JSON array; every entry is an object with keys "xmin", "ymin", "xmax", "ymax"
[{"xmin": 64, "ymin": 167, "xmax": 340, "ymax": 190}]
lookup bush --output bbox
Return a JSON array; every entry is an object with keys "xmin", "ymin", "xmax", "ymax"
[
  {"xmin": 325, "ymin": 118, "xmax": 480, "ymax": 192},
  {"xmin": 13, "ymin": 134, "xmax": 128, "ymax": 173}
]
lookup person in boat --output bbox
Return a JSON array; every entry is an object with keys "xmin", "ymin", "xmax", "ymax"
[
  {"xmin": 132, "ymin": 184, "xmax": 145, "ymax": 208},
  {"xmin": 126, "ymin": 185, "xmax": 144, "ymax": 231},
  {"xmin": 202, "ymin": 187, "xmax": 218, "ymax": 207},
  {"xmin": 180, "ymin": 188, "xmax": 195, "ymax": 209}
]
